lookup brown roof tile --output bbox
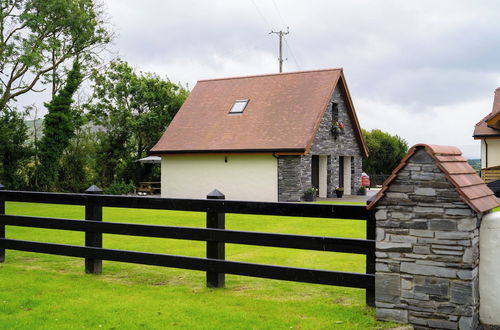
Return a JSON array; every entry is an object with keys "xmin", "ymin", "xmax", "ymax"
[
  {"xmin": 439, "ymin": 162, "xmax": 476, "ymax": 175},
  {"xmin": 150, "ymin": 69, "xmax": 368, "ymax": 156},
  {"xmin": 368, "ymin": 144, "xmax": 500, "ymax": 213},
  {"xmin": 473, "ymin": 87, "xmax": 500, "ymax": 138}
]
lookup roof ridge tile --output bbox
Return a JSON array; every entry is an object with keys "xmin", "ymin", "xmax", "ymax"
[{"xmin": 197, "ymin": 68, "xmax": 343, "ymax": 83}]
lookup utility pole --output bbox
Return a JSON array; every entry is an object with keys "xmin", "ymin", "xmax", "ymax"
[{"xmin": 269, "ymin": 27, "xmax": 289, "ymax": 72}]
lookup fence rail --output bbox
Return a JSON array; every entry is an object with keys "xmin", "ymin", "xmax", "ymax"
[{"xmin": 0, "ymin": 187, "xmax": 375, "ymax": 305}]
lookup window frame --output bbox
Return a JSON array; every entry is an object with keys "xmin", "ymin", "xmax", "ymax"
[{"xmin": 229, "ymin": 99, "xmax": 249, "ymax": 114}]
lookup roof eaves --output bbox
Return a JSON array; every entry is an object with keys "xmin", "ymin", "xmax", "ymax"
[{"xmin": 150, "ymin": 148, "xmax": 307, "ymax": 155}]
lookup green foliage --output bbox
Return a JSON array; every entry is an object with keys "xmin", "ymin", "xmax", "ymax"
[
  {"xmin": 362, "ymin": 129, "xmax": 409, "ymax": 175},
  {"xmin": 104, "ymin": 179, "xmax": 135, "ymax": 195},
  {"xmin": 57, "ymin": 128, "xmax": 98, "ymax": 192},
  {"xmin": 37, "ymin": 60, "xmax": 83, "ymax": 190},
  {"xmin": 0, "ymin": 109, "xmax": 31, "ymax": 188},
  {"xmin": 87, "ymin": 59, "xmax": 188, "ymax": 185},
  {"xmin": 467, "ymin": 159, "xmax": 481, "ymax": 172},
  {"xmin": 0, "ymin": 0, "xmax": 111, "ymax": 109}
]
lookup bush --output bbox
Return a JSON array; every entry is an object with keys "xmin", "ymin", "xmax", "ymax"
[{"xmin": 104, "ymin": 180, "xmax": 135, "ymax": 195}]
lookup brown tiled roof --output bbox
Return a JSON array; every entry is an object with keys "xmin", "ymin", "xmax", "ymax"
[
  {"xmin": 473, "ymin": 87, "xmax": 500, "ymax": 138},
  {"xmin": 151, "ymin": 69, "xmax": 368, "ymax": 156},
  {"xmin": 367, "ymin": 144, "xmax": 500, "ymax": 213}
]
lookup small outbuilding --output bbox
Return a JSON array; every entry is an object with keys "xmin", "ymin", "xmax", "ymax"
[
  {"xmin": 367, "ymin": 144, "xmax": 500, "ymax": 329},
  {"xmin": 151, "ymin": 69, "xmax": 368, "ymax": 201}
]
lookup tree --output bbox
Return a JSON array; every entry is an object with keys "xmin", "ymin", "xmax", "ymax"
[
  {"xmin": 0, "ymin": 0, "xmax": 111, "ymax": 111},
  {"xmin": 58, "ymin": 128, "xmax": 98, "ymax": 192},
  {"xmin": 37, "ymin": 59, "xmax": 83, "ymax": 190},
  {"xmin": 87, "ymin": 59, "xmax": 188, "ymax": 185},
  {"xmin": 362, "ymin": 129, "xmax": 409, "ymax": 175},
  {"xmin": 0, "ymin": 108, "xmax": 30, "ymax": 188}
]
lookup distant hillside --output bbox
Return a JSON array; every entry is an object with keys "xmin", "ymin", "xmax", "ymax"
[
  {"xmin": 25, "ymin": 118, "xmax": 44, "ymax": 141},
  {"xmin": 467, "ymin": 159, "xmax": 481, "ymax": 172},
  {"xmin": 24, "ymin": 118, "xmax": 102, "ymax": 141}
]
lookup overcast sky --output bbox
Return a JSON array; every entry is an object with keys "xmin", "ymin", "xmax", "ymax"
[{"xmin": 88, "ymin": 1, "xmax": 500, "ymax": 157}]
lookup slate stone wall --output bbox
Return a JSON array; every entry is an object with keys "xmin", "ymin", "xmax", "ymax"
[
  {"xmin": 374, "ymin": 148, "xmax": 481, "ymax": 329},
  {"xmin": 278, "ymin": 85, "xmax": 364, "ymax": 201},
  {"xmin": 278, "ymin": 156, "xmax": 302, "ymax": 201}
]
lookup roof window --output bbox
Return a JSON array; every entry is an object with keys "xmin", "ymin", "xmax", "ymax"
[{"xmin": 229, "ymin": 99, "xmax": 249, "ymax": 114}]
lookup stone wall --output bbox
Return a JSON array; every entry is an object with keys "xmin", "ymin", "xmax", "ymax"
[
  {"xmin": 374, "ymin": 148, "xmax": 481, "ymax": 329},
  {"xmin": 277, "ymin": 156, "xmax": 302, "ymax": 201},
  {"xmin": 278, "ymin": 84, "xmax": 364, "ymax": 201}
]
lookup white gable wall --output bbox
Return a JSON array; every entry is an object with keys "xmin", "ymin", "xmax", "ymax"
[
  {"xmin": 481, "ymin": 138, "xmax": 500, "ymax": 168},
  {"xmin": 161, "ymin": 155, "xmax": 278, "ymax": 201}
]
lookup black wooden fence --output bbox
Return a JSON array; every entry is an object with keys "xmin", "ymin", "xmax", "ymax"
[{"xmin": 0, "ymin": 185, "xmax": 375, "ymax": 306}]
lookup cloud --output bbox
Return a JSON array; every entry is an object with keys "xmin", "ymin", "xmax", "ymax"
[{"xmin": 357, "ymin": 97, "xmax": 488, "ymax": 158}]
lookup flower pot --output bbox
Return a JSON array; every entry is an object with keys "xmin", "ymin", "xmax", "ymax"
[
  {"xmin": 304, "ymin": 193, "xmax": 316, "ymax": 202},
  {"xmin": 357, "ymin": 188, "xmax": 367, "ymax": 196},
  {"xmin": 335, "ymin": 190, "xmax": 344, "ymax": 198}
]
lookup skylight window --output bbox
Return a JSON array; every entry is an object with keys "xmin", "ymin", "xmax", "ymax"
[{"xmin": 229, "ymin": 99, "xmax": 249, "ymax": 114}]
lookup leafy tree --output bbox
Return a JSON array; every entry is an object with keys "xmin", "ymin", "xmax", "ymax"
[
  {"xmin": 0, "ymin": 109, "xmax": 30, "ymax": 188},
  {"xmin": 87, "ymin": 59, "xmax": 188, "ymax": 185},
  {"xmin": 0, "ymin": 0, "xmax": 111, "ymax": 110},
  {"xmin": 362, "ymin": 129, "xmax": 409, "ymax": 175},
  {"xmin": 37, "ymin": 59, "xmax": 83, "ymax": 190},
  {"xmin": 58, "ymin": 128, "xmax": 98, "ymax": 192}
]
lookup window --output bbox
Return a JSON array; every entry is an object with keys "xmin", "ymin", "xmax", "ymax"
[
  {"xmin": 331, "ymin": 102, "xmax": 338, "ymax": 122},
  {"xmin": 229, "ymin": 99, "xmax": 249, "ymax": 114}
]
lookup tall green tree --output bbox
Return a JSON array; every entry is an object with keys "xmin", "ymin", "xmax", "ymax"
[
  {"xmin": 362, "ymin": 129, "xmax": 409, "ymax": 175},
  {"xmin": 87, "ymin": 59, "xmax": 188, "ymax": 185},
  {"xmin": 0, "ymin": 0, "xmax": 111, "ymax": 110},
  {"xmin": 58, "ymin": 128, "xmax": 98, "ymax": 192},
  {"xmin": 0, "ymin": 109, "xmax": 30, "ymax": 188},
  {"xmin": 37, "ymin": 60, "xmax": 83, "ymax": 190}
]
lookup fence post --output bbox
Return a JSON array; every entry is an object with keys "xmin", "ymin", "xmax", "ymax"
[
  {"xmin": 206, "ymin": 189, "xmax": 225, "ymax": 288},
  {"xmin": 0, "ymin": 184, "xmax": 4, "ymax": 263},
  {"xmin": 85, "ymin": 185, "xmax": 103, "ymax": 274},
  {"xmin": 366, "ymin": 198, "xmax": 376, "ymax": 307}
]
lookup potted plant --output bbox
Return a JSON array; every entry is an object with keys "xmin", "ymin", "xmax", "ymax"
[
  {"xmin": 331, "ymin": 121, "xmax": 345, "ymax": 139},
  {"xmin": 335, "ymin": 187, "xmax": 344, "ymax": 198},
  {"xmin": 357, "ymin": 186, "xmax": 367, "ymax": 196},
  {"xmin": 303, "ymin": 187, "xmax": 318, "ymax": 202}
]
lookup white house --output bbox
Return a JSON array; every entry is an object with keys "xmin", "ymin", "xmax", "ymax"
[{"xmin": 151, "ymin": 69, "xmax": 368, "ymax": 202}]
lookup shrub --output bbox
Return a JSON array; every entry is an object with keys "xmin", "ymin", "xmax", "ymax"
[{"xmin": 104, "ymin": 180, "xmax": 135, "ymax": 195}]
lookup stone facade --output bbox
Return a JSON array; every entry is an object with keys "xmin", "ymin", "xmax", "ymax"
[
  {"xmin": 374, "ymin": 148, "xmax": 481, "ymax": 329},
  {"xmin": 277, "ymin": 85, "xmax": 364, "ymax": 201}
]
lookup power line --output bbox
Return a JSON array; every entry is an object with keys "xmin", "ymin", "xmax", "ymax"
[
  {"xmin": 249, "ymin": 0, "xmax": 301, "ymax": 72},
  {"xmin": 269, "ymin": 0, "xmax": 302, "ymax": 70},
  {"xmin": 250, "ymin": 0, "xmax": 273, "ymax": 31},
  {"xmin": 271, "ymin": 0, "xmax": 287, "ymax": 28},
  {"xmin": 284, "ymin": 37, "xmax": 302, "ymax": 70}
]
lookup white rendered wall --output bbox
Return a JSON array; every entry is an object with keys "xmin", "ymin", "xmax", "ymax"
[
  {"xmin": 319, "ymin": 156, "xmax": 328, "ymax": 198},
  {"xmin": 480, "ymin": 211, "xmax": 500, "ymax": 326},
  {"xmin": 481, "ymin": 138, "xmax": 500, "ymax": 168},
  {"xmin": 161, "ymin": 155, "xmax": 278, "ymax": 201}
]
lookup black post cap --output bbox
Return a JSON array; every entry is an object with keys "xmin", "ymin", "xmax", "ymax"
[
  {"xmin": 207, "ymin": 189, "xmax": 225, "ymax": 199},
  {"xmin": 85, "ymin": 185, "xmax": 103, "ymax": 194}
]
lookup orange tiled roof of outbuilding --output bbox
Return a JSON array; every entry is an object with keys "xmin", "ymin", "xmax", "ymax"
[
  {"xmin": 151, "ymin": 69, "xmax": 368, "ymax": 156},
  {"xmin": 367, "ymin": 144, "xmax": 500, "ymax": 213}
]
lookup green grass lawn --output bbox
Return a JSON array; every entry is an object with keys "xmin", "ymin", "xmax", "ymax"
[{"xmin": 0, "ymin": 201, "xmax": 394, "ymax": 329}]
